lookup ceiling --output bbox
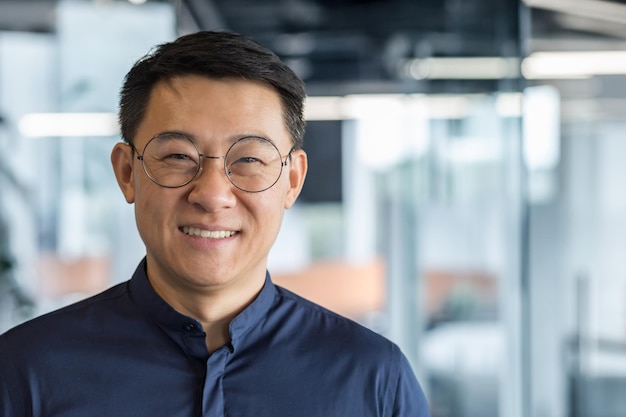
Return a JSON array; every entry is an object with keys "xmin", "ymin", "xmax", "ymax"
[
  {"xmin": 2, "ymin": 0, "xmax": 626, "ymax": 96},
  {"xmin": 180, "ymin": 0, "xmax": 521, "ymax": 94}
]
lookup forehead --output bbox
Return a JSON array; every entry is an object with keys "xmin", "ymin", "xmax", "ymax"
[{"xmin": 135, "ymin": 75, "xmax": 289, "ymax": 148}]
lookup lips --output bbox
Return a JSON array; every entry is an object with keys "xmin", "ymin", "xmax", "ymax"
[{"xmin": 181, "ymin": 226, "xmax": 237, "ymax": 239}]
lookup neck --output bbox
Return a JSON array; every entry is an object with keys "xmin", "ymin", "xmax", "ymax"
[{"xmin": 146, "ymin": 268, "xmax": 266, "ymax": 353}]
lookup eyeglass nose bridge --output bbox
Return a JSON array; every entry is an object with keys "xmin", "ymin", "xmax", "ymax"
[
  {"xmin": 193, "ymin": 154, "xmax": 229, "ymax": 182},
  {"xmin": 201, "ymin": 154, "xmax": 225, "ymax": 161}
]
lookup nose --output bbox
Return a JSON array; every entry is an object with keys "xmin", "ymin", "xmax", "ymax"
[{"xmin": 186, "ymin": 157, "xmax": 237, "ymax": 210}]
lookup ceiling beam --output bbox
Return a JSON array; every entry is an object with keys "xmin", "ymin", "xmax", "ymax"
[{"xmin": 524, "ymin": 0, "xmax": 626, "ymax": 25}]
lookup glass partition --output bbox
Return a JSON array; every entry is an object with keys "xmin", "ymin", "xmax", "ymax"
[
  {"xmin": 0, "ymin": 0, "xmax": 175, "ymax": 330},
  {"xmin": 266, "ymin": 89, "xmax": 526, "ymax": 417}
]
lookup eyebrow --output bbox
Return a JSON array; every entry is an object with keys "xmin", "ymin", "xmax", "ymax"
[{"xmin": 156, "ymin": 130, "xmax": 276, "ymax": 146}]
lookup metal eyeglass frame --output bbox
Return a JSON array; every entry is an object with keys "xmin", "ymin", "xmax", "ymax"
[{"xmin": 128, "ymin": 133, "xmax": 295, "ymax": 193}]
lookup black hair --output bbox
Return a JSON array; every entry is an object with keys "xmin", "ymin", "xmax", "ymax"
[{"xmin": 119, "ymin": 31, "xmax": 306, "ymax": 148}]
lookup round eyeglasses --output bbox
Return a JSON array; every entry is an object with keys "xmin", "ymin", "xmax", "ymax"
[{"xmin": 130, "ymin": 132, "xmax": 294, "ymax": 192}]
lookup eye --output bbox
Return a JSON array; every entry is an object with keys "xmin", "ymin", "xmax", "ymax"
[
  {"xmin": 235, "ymin": 156, "xmax": 262, "ymax": 164},
  {"xmin": 158, "ymin": 151, "xmax": 198, "ymax": 167},
  {"xmin": 166, "ymin": 153, "xmax": 194, "ymax": 161}
]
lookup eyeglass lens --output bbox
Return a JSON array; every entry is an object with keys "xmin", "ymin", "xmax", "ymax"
[{"xmin": 140, "ymin": 133, "xmax": 284, "ymax": 192}]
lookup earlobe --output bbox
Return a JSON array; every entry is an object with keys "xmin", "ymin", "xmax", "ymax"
[
  {"xmin": 111, "ymin": 142, "xmax": 136, "ymax": 204},
  {"xmin": 284, "ymin": 150, "xmax": 308, "ymax": 209}
]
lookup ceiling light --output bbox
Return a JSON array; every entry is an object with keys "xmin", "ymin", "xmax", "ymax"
[
  {"xmin": 404, "ymin": 57, "xmax": 520, "ymax": 80},
  {"xmin": 19, "ymin": 113, "xmax": 119, "ymax": 138},
  {"xmin": 522, "ymin": 50, "xmax": 626, "ymax": 79},
  {"xmin": 305, "ymin": 95, "xmax": 472, "ymax": 121}
]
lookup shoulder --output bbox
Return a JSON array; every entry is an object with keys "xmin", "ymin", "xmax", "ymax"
[
  {"xmin": 271, "ymin": 284, "xmax": 402, "ymax": 359},
  {"xmin": 268, "ymin": 285, "xmax": 430, "ymax": 416},
  {"xmin": 0, "ymin": 282, "xmax": 129, "ymax": 353}
]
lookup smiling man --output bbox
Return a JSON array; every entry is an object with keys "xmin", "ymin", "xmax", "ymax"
[{"xmin": 0, "ymin": 31, "xmax": 430, "ymax": 417}]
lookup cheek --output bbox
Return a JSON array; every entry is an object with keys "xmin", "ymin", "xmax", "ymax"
[
  {"xmin": 134, "ymin": 193, "xmax": 157, "ymax": 240},
  {"xmin": 133, "ymin": 184, "xmax": 172, "ymax": 228},
  {"xmin": 246, "ymin": 191, "xmax": 286, "ymax": 228}
]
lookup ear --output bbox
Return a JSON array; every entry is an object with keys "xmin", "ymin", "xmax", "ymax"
[
  {"xmin": 111, "ymin": 142, "xmax": 136, "ymax": 204},
  {"xmin": 284, "ymin": 149, "xmax": 308, "ymax": 209}
]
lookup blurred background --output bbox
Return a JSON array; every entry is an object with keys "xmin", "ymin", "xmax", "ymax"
[{"xmin": 2, "ymin": 0, "xmax": 626, "ymax": 416}]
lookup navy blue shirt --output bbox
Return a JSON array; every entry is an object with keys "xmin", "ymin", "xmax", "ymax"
[{"xmin": 0, "ymin": 260, "xmax": 429, "ymax": 417}]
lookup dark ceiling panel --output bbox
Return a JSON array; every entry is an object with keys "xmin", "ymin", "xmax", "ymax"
[
  {"xmin": 190, "ymin": 0, "xmax": 521, "ymax": 91},
  {"xmin": 0, "ymin": 0, "xmax": 56, "ymax": 33}
]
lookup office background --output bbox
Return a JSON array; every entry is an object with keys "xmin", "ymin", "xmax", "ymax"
[{"xmin": 2, "ymin": 1, "xmax": 626, "ymax": 416}]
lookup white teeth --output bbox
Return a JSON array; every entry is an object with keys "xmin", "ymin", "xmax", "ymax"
[{"xmin": 182, "ymin": 226, "xmax": 236, "ymax": 239}]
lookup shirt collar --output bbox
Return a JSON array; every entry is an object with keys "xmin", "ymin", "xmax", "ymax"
[
  {"xmin": 128, "ymin": 258, "xmax": 277, "ymax": 351},
  {"xmin": 228, "ymin": 269, "xmax": 276, "ymax": 347}
]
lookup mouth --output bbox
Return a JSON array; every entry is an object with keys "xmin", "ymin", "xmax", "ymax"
[{"xmin": 181, "ymin": 226, "xmax": 238, "ymax": 239}]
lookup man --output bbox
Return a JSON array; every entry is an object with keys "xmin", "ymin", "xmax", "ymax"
[{"xmin": 0, "ymin": 31, "xmax": 430, "ymax": 416}]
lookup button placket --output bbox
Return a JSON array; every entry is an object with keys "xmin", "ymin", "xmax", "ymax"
[{"xmin": 202, "ymin": 347, "xmax": 229, "ymax": 417}]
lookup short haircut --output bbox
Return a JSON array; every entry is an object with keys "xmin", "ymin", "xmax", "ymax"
[{"xmin": 119, "ymin": 31, "xmax": 306, "ymax": 148}]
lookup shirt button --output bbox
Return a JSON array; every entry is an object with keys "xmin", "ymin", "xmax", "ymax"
[{"xmin": 183, "ymin": 322, "xmax": 196, "ymax": 332}]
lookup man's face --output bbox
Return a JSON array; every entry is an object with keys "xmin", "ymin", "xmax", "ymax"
[{"xmin": 111, "ymin": 75, "xmax": 307, "ymax": 296}]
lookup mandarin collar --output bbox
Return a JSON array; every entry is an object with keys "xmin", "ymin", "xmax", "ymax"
[{"xmin": 128, "ymin": 258, "xmax": 277, "ymax": 354}]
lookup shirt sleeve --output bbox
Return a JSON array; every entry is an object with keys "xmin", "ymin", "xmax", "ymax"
[{"xmin": 392, "ymin": 352, "xmax": 431, "ymax": 417}]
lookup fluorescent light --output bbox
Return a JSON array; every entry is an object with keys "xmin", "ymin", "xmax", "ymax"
[
  {"xmin": 402, "ymin": 51, "xmax": 626, "ymax": 80},
  {"xmin": 305, "ymin": 95, "xmax": 409, "ymax": 121},
  {"xmin": 522, "ymin": 51, "xmax": 626, "ymax": 79},
  {"xmin": 404, "ymin": 57, "xmax": 520, "ymax": 80},
  {"xmin": 305, "ymin": 95, "xmax": 473, "ymax": 121},
  {"xmin": 18, "ymin": 113, "xmax": 119, "ymax": 137},
  {"xmin": 304, "ymin": 97, "xmax": 345, "ymax": 120}
]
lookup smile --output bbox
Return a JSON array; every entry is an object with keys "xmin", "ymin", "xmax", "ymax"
[{"xmin": 181, "ymin": 226, "xmax": 237, "ymax": 239}]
